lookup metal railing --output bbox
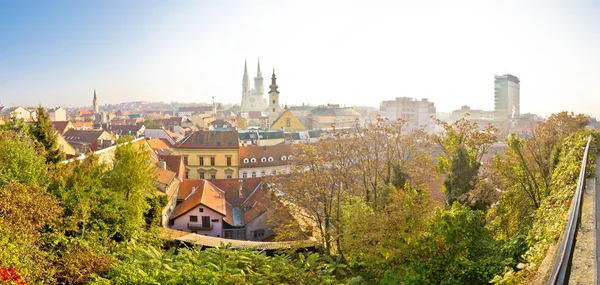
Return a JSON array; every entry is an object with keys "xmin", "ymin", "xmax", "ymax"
[{"xmin": 548, "ymin": 135, "xmax": 592, "ymax": 285}]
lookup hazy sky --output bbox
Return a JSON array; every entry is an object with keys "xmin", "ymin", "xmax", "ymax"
[{"xmin": 1, "ymin": 0, "xmax": 599, "ymax": 117}]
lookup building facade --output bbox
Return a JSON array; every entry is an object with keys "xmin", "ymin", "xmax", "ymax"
[
  {"xmin": 308, "ymin": 106, "xmax": 361, "ymax": 129},
  {"xmin": 239, "ymin": 144, "xmax": 292, "ymax": 178},
  {"xmin": 494, "ymin": 74, "xmax": 520, "ymax": 120},
  {"xmin": 173, "ymin": 130, "xmax": 240, "ymax": 179},
  {"xmin": 379, "ymin": 97, "xmax": 436, "ymax": 132}
]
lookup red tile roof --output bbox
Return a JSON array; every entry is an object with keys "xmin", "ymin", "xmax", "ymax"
[
  {"xmin": 239, "ymin": 144, "xmax": 292, "ymax": 167},
  {"xmin": 159, "ymin": 154, "xmax": 184, "ymax": 178},
  {"xmin": 51, "ymin": 121, "xmax": 72, "ymax": 134},
  {"xmin": 170, "ymin": 180, "xmax": 227, "ymax": 220},
  {"xmin": 177, "ymin": 130, "xmax": 239, "ymax": 149},
  {"xmin": 147, "ymin": 138, "xmax": 173, "ymax": 154}
]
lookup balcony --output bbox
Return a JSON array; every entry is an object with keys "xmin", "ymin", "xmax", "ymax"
[{"xmin": 188, "ymin": 222, "xmax": 212, "ymax": 231}]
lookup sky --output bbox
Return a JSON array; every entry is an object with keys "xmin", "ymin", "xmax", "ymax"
[{"xmin": 1, "ymin": 0, "xmax": 599, "ymax": 118}]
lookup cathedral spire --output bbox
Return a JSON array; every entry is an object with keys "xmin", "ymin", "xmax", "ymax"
[
  {"xmin": 242, "ymin": 59, "xmax": 250, "ymax": 95},
  {"xmin": 93, "ymin": 88, "xmax": 99, "ymax": 113},
  {"xmin": 256, "ymin": 58, "xmax": 263, "ymax": 78}
]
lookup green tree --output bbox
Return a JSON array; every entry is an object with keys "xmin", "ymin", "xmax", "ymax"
[
  {"xmin": 30, "ymin": 106, "xmax": 65, "ymax": 164},
  {"xmin": 444, "ymin": 146, "xmax": 480, "ymax": 206},
  {"xmin": 0, "ymin": 130, "xmax": 48, "ymax": 187}
]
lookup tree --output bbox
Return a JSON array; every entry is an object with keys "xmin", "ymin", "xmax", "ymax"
[
  {"xmin": 30, "ymin": 106, "xmax": 65, "ymax": 164},
  {"xmin": 0, "ymin": 130, "xmax": 48, "ymax": 187},
  {"xmin": 444, "ymin": 146, "xmax": 480, "ymax": 206}
]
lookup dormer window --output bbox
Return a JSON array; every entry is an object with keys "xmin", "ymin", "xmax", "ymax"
[
  {"xmin": 268, "ymin": 157, "xmax": 273, "ymax": 162},
  {"xmin": 281, "ymin": 156, "xmax": 287, "ymax": 161},
  {"xmin": 250, "ymin": 158, "xmax": 257, "ymax": 163},
  {"xmin": 261, "ymin": 157, "xmax": 267, "ymax": 162},
  {"xmin": 288, "ymin": 155, "xmax": 293, "ymax": 160},
  {"xmin": 243, "ymin": 158, "xmax": 249, "ymax": 163}
]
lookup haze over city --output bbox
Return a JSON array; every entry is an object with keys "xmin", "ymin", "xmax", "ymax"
[{"xmin": 1, "ymin": 0, "xmax": 599, "ymax": 118}]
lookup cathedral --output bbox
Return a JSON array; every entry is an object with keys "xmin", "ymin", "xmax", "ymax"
[{"xmin": 240, "ymin": 59, "xmax": 268, "ymax": 112}]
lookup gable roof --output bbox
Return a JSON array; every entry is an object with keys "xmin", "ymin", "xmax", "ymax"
[
  {"xmin": 159, "ymin": 154, "xmax": 183, "ymax": 176},
  {"xmin": 170, "ymin": 180, "xmax": 227, "ymax": 219},
  {"xmin": 147, "ymin": 138, "xmax": 173, "ymax": 154},
  {"xmin": 239, "ymin": 144, "xmax": 292, "ymax": 167},
  {"xmin": 51, "ymin": 121, "xmax": 73, "ymax": 134},
  {"xmin": 63, "ymin": 129, "xmax": 113, "ymax": 144},
  {"xmin": 177, "ymin": 130, "xmax": 239, "ymax": 149},
  {"xmin": 270, "ymin": 109, "xmax": 306, "ymax": 130},
  {"xmin": 109, "ymin": 124, "xmax": 145, "ymax": 136}
]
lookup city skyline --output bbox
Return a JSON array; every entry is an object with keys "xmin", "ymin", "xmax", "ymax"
[{"xmin": 1, "ymin": 1, "xmax": 599, "ymax": 118}]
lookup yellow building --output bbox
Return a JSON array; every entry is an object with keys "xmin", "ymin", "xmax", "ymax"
[
  {"xmin": 270, "ymin": 109, "xmax": 307, "ymax": 132},
  {"xmin": 173, "ymin": 130, "xmax": 240, "ymax": 179}
]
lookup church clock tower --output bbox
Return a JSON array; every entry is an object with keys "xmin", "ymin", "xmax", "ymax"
[{"xmin": 268, "ymin": 69, "xmax": 280, "ymax": 127}]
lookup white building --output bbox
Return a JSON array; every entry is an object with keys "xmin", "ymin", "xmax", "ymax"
[
  {"xmin": 240, "ymin": 59, "xmax": 267, "ymax": 112},
  {"xmin": 48, "ymin": 107, "xmax": 67, "ymax": 121},
  {"xmin": 379, "ymin": 97, "xmax": 436, "ymax": 132}
]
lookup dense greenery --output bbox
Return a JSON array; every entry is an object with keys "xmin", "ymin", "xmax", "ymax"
[{"xmin": 0, "ymin": 111, "xmax": 596, "ymax": 284}]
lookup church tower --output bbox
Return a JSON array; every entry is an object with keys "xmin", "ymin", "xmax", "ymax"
[
  {"xmin": 242, "ymin": 59, "xmax": 250, "ymax": 97},
  {"xmin": 254, "ymin": 59, "xmax": 264, "ymax": 96},
  {"xmin": 268, "ymin": 69, "xmax": 281, "ymax": 126},
  {"xmin": 93, "ymin": 88, "xmax": 99, "ymax": 113}
]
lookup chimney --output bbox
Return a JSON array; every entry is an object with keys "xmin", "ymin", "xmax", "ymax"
[
  {"xmin": 191, "ymin": 186, "xmax": 196, "ymax": 194},
  {"xmin": 157, "ymin": 161, "xmax": 167, "ymax": 170}
]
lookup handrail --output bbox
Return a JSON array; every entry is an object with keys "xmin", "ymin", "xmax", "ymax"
[{"xmin": 548, "ymin": 135, "xmax": 592, "ymax": 285}]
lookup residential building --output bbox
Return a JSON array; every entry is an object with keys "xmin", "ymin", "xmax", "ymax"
[
  {"xmin": 494, "ymin": 74, "xmax": 520, "ymax": 120},
  {"xmin": 47, "ymin": 107, "xmax": 67, "ymax": 121},
  {"xmin": 0, "ymin": 106, "xmax": 31, "ymax": 121},
  {"xmin": 108, "ymin": 124, "xmax": 146, "ymax": 138},
  {"xmin": 270, "ymin": 109, "xmax": 307, "ymax": 132},
  {"xmin": 63, "ymin": 129, "xmax": 116, "ymax": 155},
  {"xmin": 169, "ymin": 180, "xmax": 227, "ymax": 237},
  {"xmin": 288, "ymin": 104, "xmax": 317, "ymax": 128},
  {"xmin": 308, "ymin": 106, "xmax": 361, "ymax": 129},
  {"xmin": 56, "ymin": 133, "xmax": 77, "ymax": 158},
  {"xmin": 154, "ymin": 163, "xmax": 180, "ymax": 226},
  {"xmin": 208, "ymin": 119, "xmax": 234, "ymax": 130},
  {"xmin": 379, "ymin": 97, "xmax": 437, "ymax": 132},
  {"xmin": 145, "ymin": 128, "xmax": 177, "ymax": 145},
  {"xmin": 51, "ymin": 121, "xmax": 75, "ymax": 135},
  {"xmin": 240, "ymin": 59, "xmax": 267, "ymax": 112},
  {"xmin": 147, "ymin": 138, "xmax": 173, "ymax": 155},
  {"xmin": 173, "ymin": 130, "xmax": 240, "ymax": 179},
  {"xmin": 159, "ymin": 154, "xmax": 186, "ymax": 181},
  {"xmin": 239, "ymin": 144, "xmax": 292, "ymax": 178},
  {"xmin": 240, "ymin": 111, "xmax": 269, "ymax": 129}
]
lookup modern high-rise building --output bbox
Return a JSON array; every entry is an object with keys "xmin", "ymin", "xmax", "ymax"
[{"xmin": 494, "ymin": 74, "xmax": 520, "ymax": 120}]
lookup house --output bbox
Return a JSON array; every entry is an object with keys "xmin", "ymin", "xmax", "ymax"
[
  {"xmin": 269, "ymin": 109, "xmax": 307, "ymax": 132},
  {"xmin": 308, "ymin": 107, "xmax": 361, "ymax": 129},
  {"xmin": 168, "ymin": 178, "xmax": 273, "ymax": 241},
  {"xmin": 0, "ymin": 107, "xmax": 31, "ymax": 121},
  {"xmin": 147, "ymin": 138, "xmax": 173, "ymax": 155},
  {"xmin": 51, "ymin": 121, "xmax": 75, "ymax": 135},
  {"xmin": 114, "ymin": 110, "xmax": 130, "ymax": 119},
  {"xmin": 239, "ymin": 144, "xmax": 292, "ymax": 178},
  {"xmin": 108, "ymin": 124, "xmax": 146, "ymax": 138},
  {"xmin": 159, "ymin": 154, "xmax": 186, "ymax": 181},
  {"xmin": 72, "ymin": 121, "xmax": 94, "ymax": 130},
  {"xmin": 56, "ymin": 132, "xmax": 77, "ymax": 158},
  {"xmin": 145, "ymin": 128, "xmax": 177, "ymax": 145},
  {"xmin": 154, "ymin": 163, "xmax": 180, "ymax": 226},
  {"xmin": 209, "ymin": 119, "xmax": 234, "ymax": 130},
  {"xmin": 47, "ymin": 107, "xmax": 67, "ymax": 122},
  {"xmin": 240, "ymin": 111, "xmax": 269, "ymax": 129},
  {"xmin": 63, "ymin": 129, "xmax": 116, "ymax": 155},
  {"xmin": 169, "ymin": 180, "xmax": 227, "ymax": 237},
  {"xmin": 173, "ymin": 130, "xmax": 240, "ymax": 179},
  {"xmin": 178, "ymin": 106, "xmax": 213, "ymax": 117}
]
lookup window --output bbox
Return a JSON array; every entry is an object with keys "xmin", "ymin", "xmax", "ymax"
[
  {"xmin": 226, "ymin": 172, "xmax": 233, "ymax": 179},
  {"xmin": 210, "ymin": 157, "xmax": 215, "ymax": 166},
  {"xmin": 286, "ymin": 118, "xmax": 291, "ymax": 127},
  {"xmin": 183, "ymin": 156, "xmax": 188, "ymax": 165},
  {"xmin": 210, "ymin": 173, "xmax": 216, "ymax": 179},
  {"xmin": 211, "ymin": 219, "xmax": 219, "ymax": 222},
  {"xmin": 199, "ymin": 208, "xmax": 204, "ymax": 213},
  {"xmin": 252, "ymin": 172, "xmax": 256, "ymax": 178},
  {"xmin": 253, "ymin": 229, "xmax": 265, "ymax": 238},
  {"xmin": 272, "ymin": 170, "xmax": 277, "ymax": 175},
  {"xmin": 261, "ymin": 157, "xmax": 267, "ymax": 162},
  {"xmin": 242, "ymin": 172, "xmax": 247, "ymax": 178},
  {"xmin": 288, "ymin": 155, "xmax": 293, "ymax": 160},
  {"xmin": 261, "ymin": 171, "xmax": 266, "ymax": 177},
  {"xmin": 199, "ymin": 172, "xmax": 205, "ymax": 179},
  {"xmin": 281, "ymin": 156, "xmax": 287, "ymax": 161},
  {"xmin": 268, "ymin": 157, "xmax": 273, "ymax": 162},
  {"xmin": 190, "ymin": 215, "xmax": 198, "ymax": 222},
  {"xmin": 250, "ymin": 158, "xmax": 256, "ymax": 163},
  {"xmin": 185, "ymin": 169, "xmax": 189, "ymax": 179},
  {"xmin": 202, "ymin": 216, "xmax": 211, "ymax": 228},
  {"xmin": 168, "ymin": 220, "xmax": 174, "ymax": 226},
  {"xmin": 272, "ymin": 100, "xmax": 276, "ymax": 104},
  {"xmin": 200, "ymin": 157, "xmax": 204, "ymax": 166},
  {"xmin": 243, "ymin": 158, "xmax": 249, "ymax": 163},
  {"xmin": 227, "ymin": 157, "xmax": 232, "ymax": 166},
  {"xmin": 272, "ymin": 108, "xmax": 275, "ymax": 112}
]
